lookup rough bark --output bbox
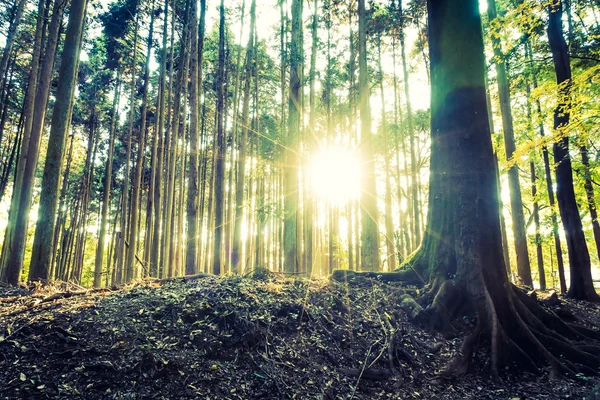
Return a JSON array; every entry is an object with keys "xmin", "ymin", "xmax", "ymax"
[{"xmin": 336, "ymin": 0, "xmax": 600, "ymax": 377}]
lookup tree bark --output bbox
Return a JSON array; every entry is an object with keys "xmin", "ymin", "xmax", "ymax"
[
  {"xmin": 212, "ymin": 0, "xmax": 226, "ymax": 275},
  {"xmin": 4, "ymin": 0, "xmax": 65, "ymax": 283},
  {"xmin": 28, "ymin": 0, "xmax": 87, "ymax": 281},
  {"xmin": 547, "ymin": 1, "xmax": 598, "ymax": 301},
  {"xmin": 358, "ymin": 0, "xmax": 380, "ymax": 271},
  {"xmin": 232, "ymin": 0, "xmax": 256, "ymax": 274},
  {"xmin": 486, "ymin": 0, "xmax": 532, "ymax": 286},
  {"xmin": 283, "ymin": 0, "xmax": 302, "ymax": 274},
  {"xmin": 94, "ymin": 73, "xmax": 121, "ymax": 287}
]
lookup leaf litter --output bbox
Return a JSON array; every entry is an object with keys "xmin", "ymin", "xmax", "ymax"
[{"xmin": 0, "ymin": 273, "xmax": 598, "ymax": 399}]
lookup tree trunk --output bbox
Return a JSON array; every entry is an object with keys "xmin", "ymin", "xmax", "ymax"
[
  {"xmin": 398, "ymin": 1, "xmax": 421, "ymax": 247},
  {"xmin": 525, "ymin": 38, "xmax": 567, "ymax": 293},
  {"xmin": 28, "ymin": 0, "xmax": 87, "ymax": 281},
  {"xmin": 486, "ymin": 0, "xmax": 532, "ymax": 286},
  {"xmin": 580, "ymin": 145, "xmax": 600, "ymax": 264},
  {"xmin": 94, "ymin": 73, "xmax": 120, "ymax": 287},
  {"xmin": 0, "ymin": 0, "xmax": 27, "ymax": 88},
  {"xmin": 126, "ymin": 5, "xmax": 155, "ymax": 282},
  {"xmin": 547, "ymin": 1, "xmax": 598, "ymax": 301},
  {"xmin": 358, "ymin": 0, "xmax": 380, "ymax": 271},
  {"xmin": 212, "ymin": 0, "xmax": 226, "ymax": 275},
  {"xmin": 185, "ymin": 0, "xmax": 205, "ymax": 275},
  {"xmin": 351, "ymin": 0, "xmax": 600, "ymax": 377},
  {"xmin": 232, "ymin": 0, "xmax": 256, "ymax": 274},
  {"xmin": 283, "ymin": 0, "xmax": 302, "ymax": 274}
]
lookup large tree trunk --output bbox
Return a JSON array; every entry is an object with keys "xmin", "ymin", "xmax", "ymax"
[
  {"xmin": 547, "ymin": 1, "xmax": 599, "ymax": 302},
  {"xmin": 358, "ymin": 0, "xmax": 380, "ymax": 272},
  {"xmin": 337, "ymin": 0, "xmax": 600, "ymax": 377},
  {"xmin": 486, "ymin": 0, "xmax": 532, "ymax": 286},
  {"xmin": 28, "ymin": 0, "xmax": 87, "ymax": 281}
]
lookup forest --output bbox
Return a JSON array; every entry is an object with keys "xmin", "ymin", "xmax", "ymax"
[{"xmin": 0, "ymin": 0, "xmax": 600, "ymax": 398}]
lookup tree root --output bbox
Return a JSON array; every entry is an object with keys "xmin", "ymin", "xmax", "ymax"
[{"xmin": 331, "ymin": 268, "xmax": 600, "ymax": 378}]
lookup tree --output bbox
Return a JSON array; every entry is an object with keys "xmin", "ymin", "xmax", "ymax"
[
  {"xmin": 125, "ymin": 2, "xmax": 155, "ymax": 282},
  {"xmin": 358, "ymin": 0, "xmax": 380, "ymax": 271},
  {"xmin": 1, "ymin": 0, "xmax": 65, "ymax": 284},
  {"xmin": 486, "ymin": 0, "xmax": 532, "ymax": 286},
  {"xmin": 184, "ymin": 0, "xmax": 206, "ymax": 275},
  {"xmin": 212, "ymin": 0, "xmax": 226, "ymax": 275},
  {"xmin": 232, "ymin": 0, "xmax": 256, "ymax": 274},
  {"xmin": 94, "ymin": 74, "xmax": 121, "ymax": 287},
  {"xmin": 547, "ymin": 0, "xmax": 599, "ymax": 302},
  {"xmin": 365, "ymin": 0, "xmax": 600, "ymax": 376},
  {"xmin": 29, "ymin": 0, "xmax": 88, "ymax": 280},
  {"xmin": 283, "ymin": 0, "xmax": 302, "ymax": 274}
]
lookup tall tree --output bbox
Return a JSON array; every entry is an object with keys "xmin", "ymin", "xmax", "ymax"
[
  {"xmin": 184, "ymin": 0, "xmax": 206, "ymax": 275},
  {"xmin": 486, "ymin": 0, "xmax": 532, "ymax": 286},
  {"xmin": 94, "ymin": 73, "xmax": 121, "ymax": 287},
  {"xmin": 232, "ymin": 0, "xmax": 256, "ymax": 274},
  {"xmin": 547, "ymin": 0, "xmax": 598, "ymax": 301},
  {"xmin": 1, "ymin": 0, "xmax": 65, "ymax": 284},
  {"xmin": 375, "ymin": 0, "xmax": 600, "ymax": 376},
  {"xmin": 212, "ymin": 0, "xmax": 226, "ymax": 275},
  {"xmin": 283, "ymin": 0, "xmax": 302, "ymax": 273},
  {"xmin": 358, "ymin": 0, "xmax": 380, "ymax": 271},
  {"xmin": 0, "ymin": 0, "xmax": 27, "ymax": 86},
  {"xmin": 29, "ymin": 0, "xmax": 88, "ymax": 281}
]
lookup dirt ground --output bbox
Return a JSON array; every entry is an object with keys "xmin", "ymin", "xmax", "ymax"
[{"xmin": 1, "ymin": 273, "xmax": 598, "ymax": 399}]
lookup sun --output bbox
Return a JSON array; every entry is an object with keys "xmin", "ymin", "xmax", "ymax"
[{"xmin": 308, "ymin": 146, "xmax": 361, "ymax": 206}]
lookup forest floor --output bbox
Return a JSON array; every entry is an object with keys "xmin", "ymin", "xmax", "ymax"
[{"xmin": 0, "ymin": 271, "xmax": 599, "ymax": 400}]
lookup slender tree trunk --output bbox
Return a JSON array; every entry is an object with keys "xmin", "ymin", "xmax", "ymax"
[
  {"xmin": 232, "ymin": 0, "xmax": 256, "ymax": 273},
  {"xmin": 0, "ymin": 0, "xmax": 26, "ymax": 89},
  {"xmin": 28, "ymin": 0, "xmax": 87, "ymax": 281},
  {"xmin": 126, "ymin": 5, "xmax": 155, "ymax": 282},
  {"xmin": 487, "ymin": 0, "xmax": 532, "ymax": 286},
  {"xmin": 0, "ymin": 0, "xmax": 45, "ymax": 278},
  {"xmin": 212, "ymin": 0, "xmax": 226, "ymax": 275},
  {"xmin": 1, "ymin": 0, "xmax": 64, "ymax": 283},
  {"xmin": 305, "ymin": 0, "xmax": 318, "ymax": 275},
  {"xmin": 358, "ymin": 0, "xmax": 380, "ymax": 271},
  {"xmin": 580, "ymin": 145, "xmax": 600, "ymax": 265},
  {"xmin": 94, "ymin": 73, "xmax": 120, "ymax": 287},
  {"xmin": 525, "ymin": 39, "xmax": 566, "ymax": 293},
  {"xmin": 398, "ymin": 1, "xmax": 421, "ymax": 247},
  {"xmin": 378, "ymin": 37, "xmax": 397, "ymax": 271},
  {"xmin": 185, "ymin": 0, "xmax": 205, "ymax": 274},
  {"xmin": 283, "ymin": 0, "xmax": 302, "ymax": 274},
  {"xmin": 547, "ymin": 1, "xmax": 598, "ymax": 301}
]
